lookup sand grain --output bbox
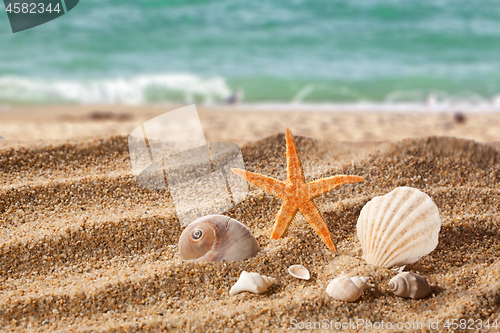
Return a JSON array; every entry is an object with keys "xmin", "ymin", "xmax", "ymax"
[{"xmin": 0, "ymin": 131, "xmax": 499, "ymax": 332}]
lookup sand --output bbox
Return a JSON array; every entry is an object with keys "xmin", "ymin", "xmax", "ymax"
[
  {"xmin": 0, "ymin": 107, "xmax": 499, "ymax": 332},
  {"xmin": 2, "ymin": 105, "xmax": 500, "ymax": 144}
]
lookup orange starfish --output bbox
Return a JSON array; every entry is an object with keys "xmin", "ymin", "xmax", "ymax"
[{"xmin": 232, "ymin": 129, "xmax": 363, "ymax": 251}]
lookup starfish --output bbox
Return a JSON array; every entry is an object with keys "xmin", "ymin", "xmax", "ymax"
[{"xmin": 232, "ymin": 129, "xmax": 363, "ymax": 251}]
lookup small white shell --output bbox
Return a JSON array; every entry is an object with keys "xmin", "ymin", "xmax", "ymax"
[
  {"xmin": 357, "ymin": 187, "xmax": 441, "ymax": 268},
  {"xmin": 178, "ymin": 215, "xmax": 259, "ymax": 262},
  {"xmin": 229, "ymin": 271, "xmax": 275, "ymax": 296},
  {"xmin": 326, "ymin": 276, "xmax": 369, "ymax": 302},
  {"xmin": 389, "ymin": 272, "xmax": 431, "ymax": 299},
  {"xmin": 288, "ymin": 265, "xmax": 310, "ymax": 280}
]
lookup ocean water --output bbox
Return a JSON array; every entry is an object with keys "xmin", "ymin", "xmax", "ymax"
[{"xmin": 1, "ymin": 0, "xmax": 500, "ymax": 110}]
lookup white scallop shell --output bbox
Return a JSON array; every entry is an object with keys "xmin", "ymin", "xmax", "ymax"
[
  {"xmin": 288, "ymin": 265, "xmax": 310, "ymax": 280},
  {"xmin": 326, "ymin": 276, "xmax": 369, "ymax": 302},
  {"xmin": 357, "ymin": 187, "xmax": 441, "ymax": 269},
  {"xmin": 229, "ymin": 271, "xmax": 275, "ymax": 296},
  {"xmin": 389, "ymin": 272, "xmax": 431, "ymax": 299}
]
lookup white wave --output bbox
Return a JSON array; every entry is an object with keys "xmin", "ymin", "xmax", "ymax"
[
  {"xmin": 0, "ymin": 74, "xmax": 232, "ymax": 105},
  {"xmin": 291, "ymin": 84, "xmax": 365, "ymax": 105},
  {"xmin": 241, "ymin": 100, "xmax": 500, "ymax": 113},
  {"xmin": 286, "ymin": 87, "xmax": 500, "ymax": 113}
]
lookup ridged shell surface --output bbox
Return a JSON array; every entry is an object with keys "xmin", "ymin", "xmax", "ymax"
[
  {"xmin": 229, "ymin": 271, "xmax": 275, "ymax": 295},
  {"xmin": 178, "ymin": 215, "xmax": 259, "ymax": 262},
  {"xmin": 389, "ymin": 272, "xmax": 431, "ymax": 299},
  {"xmin": 326, "ymin": 276, "xmax": 369, "ymax": 302},
  {"xmin": 357, "ymin": 187, "xmax": 441, "ymax": 268}
]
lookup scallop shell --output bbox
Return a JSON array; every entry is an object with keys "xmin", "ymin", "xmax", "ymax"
[
  {"xmin": 229, "ymin": 271, "xmax": 275, "ymax": 296},
  {"xmin": 357, "ymin": 187, "xmax": 441, "ymax": 268},
  {"xmin": 389, "ymin": 272, "xmax": 430, "ymax": 299},
  {"xmin": 178, "ymin": 215, "xmax": 259, "ymax": 262},
  {"xmin": 326, "ymin": 276, "xmax": 369, "ymax": 302},
  {"xmin": 288, "ymin": 265, "xmax": 310, "ymax": 280}
]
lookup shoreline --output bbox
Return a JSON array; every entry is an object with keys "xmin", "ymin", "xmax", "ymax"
[
  {"xmin": 2, "ymin": 102, "xmax": 500, "ymax": 114},
  {"xmin": 1, "ymin": 105, "xmax": 500, "ymax": 145}
]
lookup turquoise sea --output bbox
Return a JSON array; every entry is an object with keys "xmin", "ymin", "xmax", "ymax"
[{"xmin": 1, "ymin": 0, "xmax": 500, "ymax": 110}]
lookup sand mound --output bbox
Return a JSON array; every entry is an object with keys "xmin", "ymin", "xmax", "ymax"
[{"xmin": 0, "ymin": 134, "xmax": 499, "ymax": 332}]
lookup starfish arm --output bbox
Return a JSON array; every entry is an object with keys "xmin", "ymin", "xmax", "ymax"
[
  {"xmin": 286, "ymin": 129, "xmax": 305, "ymax": 185},
  {"xmin": 270, "ymin": 200, "xmax": 298, "ymax": 239},
  {"xmin": 306, "ymin": 175, "xmax": 364, "ymax": 198},
  {"xmin": 232, "ymin": 168, "xmax": 287, "ymax": 198},
  {"xmin": 298, "ymin": 199, "xmax": 336, "ymax": 251}
]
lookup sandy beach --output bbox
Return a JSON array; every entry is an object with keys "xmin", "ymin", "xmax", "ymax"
[
  {"xmin": 0, "ymin": 106, "xmax": 499, "ymax": 332},
  {"xmin": 2, "ymin": 105, "xmax": 500, "ymax": 144}
]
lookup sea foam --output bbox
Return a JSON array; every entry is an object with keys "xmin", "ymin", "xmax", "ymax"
[{"xmin": 0, "ymin": 74, "xmax": 232, "ymax": 105}]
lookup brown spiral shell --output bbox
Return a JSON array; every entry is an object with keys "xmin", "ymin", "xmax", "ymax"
[
  {"xmin": 178, "ymin": 215, "xmax": 259, "ymax": 262},
  {"xmin": 389, "ymin": 272, "xmax": 431, "ymax": 299}
]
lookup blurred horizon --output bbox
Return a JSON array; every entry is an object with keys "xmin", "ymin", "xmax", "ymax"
[{"xmin": 1, "ymin": 0, "xmax": 500, "ymax": 111}]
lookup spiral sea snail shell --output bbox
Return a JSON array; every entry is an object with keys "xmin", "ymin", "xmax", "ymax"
[
  {"xmin": 229, "ymin": 271, "xmax": 275, "ymax": 296},
  {"xmin": 178, "ymin": 215, "xmax": 260, "ymax": 262},
  {"xmin": 389, "ymin": 272, "xmax": 431, "ymax": 299},
  {"xmin": 326, "ymin": 276, "xmax": 369, "ymax": 302}
]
